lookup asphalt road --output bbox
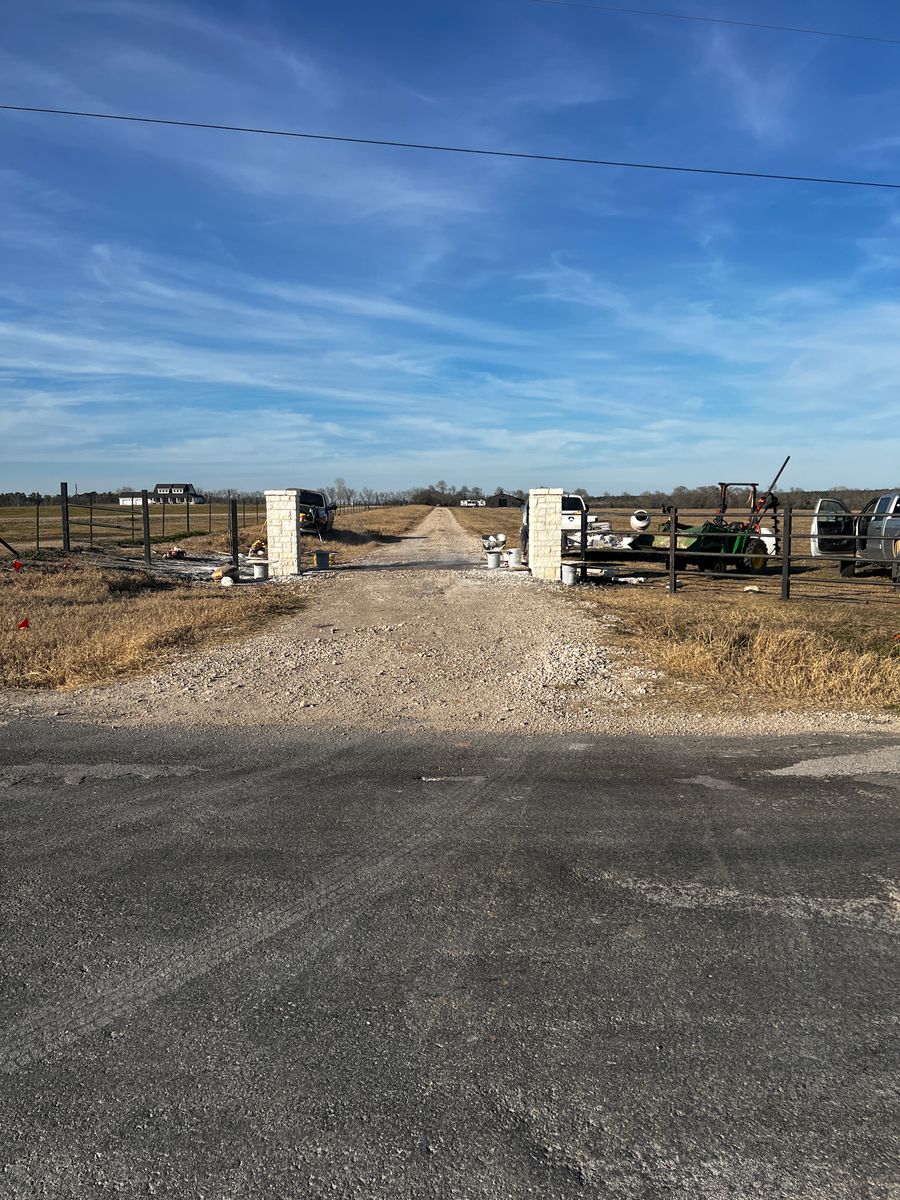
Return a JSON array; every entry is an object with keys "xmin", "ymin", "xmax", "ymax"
[{"xmin": 1, "ymin": 720, "xmax": 898, "ymax": 1199}]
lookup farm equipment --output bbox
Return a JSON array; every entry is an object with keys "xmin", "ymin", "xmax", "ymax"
[
  {"xmin": 637, "ymin": 457, "xmax": 790, "ymax": 573},
  {"xmin": 580, "ymin": 456, "xmax": 791, "ymax": 574}
]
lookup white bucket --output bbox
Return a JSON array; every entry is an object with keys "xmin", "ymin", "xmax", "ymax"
[
  {"xmin": 560, "ymin": 563, "xmax": 578, "ymax": 587},
  {"xmin": 486, "ymin": 550, "xmax": 503, "ymax": 569},
  {"xmin": 506, "ymin": 547, "xmax": 523, "ymax": 567}
]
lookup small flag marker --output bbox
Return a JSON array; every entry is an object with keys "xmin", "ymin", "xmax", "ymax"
[
  {"xmin": 17, "ymin": 618, "xmax": 30, "ymax": 630},
  {"xmin": 13, "ymin": 561, "xmax": 22, "ymax": 571}
]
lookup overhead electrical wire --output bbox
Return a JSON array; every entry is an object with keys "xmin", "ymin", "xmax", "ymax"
[
  {"xmin": 526, "ymin": 0, "xmax": 900, "ymax": 47},
  {"xmin": 2, "ymin": 102, "xmax": 899, "ymax": 191}
]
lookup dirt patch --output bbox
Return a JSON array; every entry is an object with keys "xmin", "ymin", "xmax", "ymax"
[{"xmin": 4, "ymin": 508, "xmax": 897, "ymax": 738}]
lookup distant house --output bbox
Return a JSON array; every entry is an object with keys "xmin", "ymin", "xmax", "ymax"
[
  {"xmin": 484, "ymin": 491, "xmax": 525, "ymax": 509},
  {"xmin": 118, "ymin": 493, "xmax": 142, "ymax": 507},
  {"xmin": 152, "ymin": 483, "xmax": 205, "ymax": 505}
]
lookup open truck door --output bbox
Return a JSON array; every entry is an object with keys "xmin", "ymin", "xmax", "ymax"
[{"xmin": 810, "ymin": 497, "xmax": 854, "ymax": 558}]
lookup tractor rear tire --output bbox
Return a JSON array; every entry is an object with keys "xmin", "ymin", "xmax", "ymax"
[{"xmin": 743, "ymin": 539, "xmax": 770, "ymax": 574}]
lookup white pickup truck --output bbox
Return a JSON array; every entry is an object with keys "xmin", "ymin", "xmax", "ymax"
[
  {"xmin": 521, "ymin": 493, "xmax": 598, "ymax": 552},
  {"xmin": 810, "ymin": 492, "xmax": 900, "ymax": 583},
  {"xmin": 560, "ymin": 494, "xmax": 597, "ymax": 533}
]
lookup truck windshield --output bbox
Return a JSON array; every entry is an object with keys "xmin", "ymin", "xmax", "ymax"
[{"xmin": 296, "ymin": 490, "xmax": 325, "ymax": 507}]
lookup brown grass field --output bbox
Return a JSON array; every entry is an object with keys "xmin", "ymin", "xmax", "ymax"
[
  {"xmin": 582, "ymin": 586, "xmax": 899, "ymax": 710},
  {"xmin": 185, "ymin": 504, "xmax": 431, "ymax": 565},
  {"xmin": 0, "ymin": 560, "xmax": 306, "ymax": 689},
  {"xmin": 452, "ymin": 505, "xmax": 524, "ymax": 542},
  {"xmin": 0, "ymin": 506, "xmax": 429, "ymax": 688}
]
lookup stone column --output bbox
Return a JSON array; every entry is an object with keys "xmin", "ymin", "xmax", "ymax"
[
  {"xmin": 527, "ymin": 488, "xmax": 564, "ymax": 581},
  {"xmin": 264, "ymin": 489, "xmax": 303, "ymax": 577}
]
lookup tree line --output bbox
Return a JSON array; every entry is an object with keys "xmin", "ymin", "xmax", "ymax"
[{"xmin": 1, "ymin": 481, "xmax": 896, "ymax": 510}]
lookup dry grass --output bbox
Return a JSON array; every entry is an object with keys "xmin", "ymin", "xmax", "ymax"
[
  {"xmin": 582, "ymin": 586, "xmax": 900, "ymax": 710},
  {"xmin": 0, "ymin": 507, "xmax": 432, "ymax": 690},
  {"xmin": 452, "ymin": 505, "xmax": 524, "ymax": 543},
  {"xmin": 185, "ymin": 504, "xmax": 432, "ymax": 564},
  {"xmin": 0, "ymin": 558, "xmax": 306, "ymax": 689}
]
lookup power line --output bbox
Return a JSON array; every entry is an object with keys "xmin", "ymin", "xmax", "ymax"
[
  {"xmin": 3, "ymin": 102, "xmax": 900, "ymax": 191},
  {"xmin": 526, "ymin": 0, "xmax": 900, "ymax": 47}
]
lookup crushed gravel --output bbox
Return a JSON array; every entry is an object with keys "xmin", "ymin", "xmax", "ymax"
[{"xmin": 4, "ymin": 508, "xmax": 897, "ymax": 738}]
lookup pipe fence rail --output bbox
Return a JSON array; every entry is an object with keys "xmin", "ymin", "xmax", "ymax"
[{"xmin": 563, "ymin": 505, "xmax": 898, "ymax": 603}]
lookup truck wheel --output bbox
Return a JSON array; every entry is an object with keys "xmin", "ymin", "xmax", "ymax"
[{"xmin": 839, "ymin": 560, "xmax": 856, "ymax": 578}]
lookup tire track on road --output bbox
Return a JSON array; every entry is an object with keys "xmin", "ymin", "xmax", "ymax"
[{"xmin": 0, "ymin": 772, "xmax": 497, "ymax": 1074}]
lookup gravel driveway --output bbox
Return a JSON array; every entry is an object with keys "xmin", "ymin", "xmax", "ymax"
[{"xmin": 3, "ymin": 508, "xmax": 895, "ymax": 738}]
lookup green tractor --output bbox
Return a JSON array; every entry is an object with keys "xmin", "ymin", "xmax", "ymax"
[{"xmin": 634, "ymin": 458, "xmax": 789, "ymax": 575}]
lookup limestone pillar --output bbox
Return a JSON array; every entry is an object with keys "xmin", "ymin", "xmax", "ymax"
[
  {"xmin": 527, "ymin": 488, "xmax": 564, "ymax": 582},
  {"xmin": 264, "ymin": 489, "xmax": 303, "ymax": 577}
]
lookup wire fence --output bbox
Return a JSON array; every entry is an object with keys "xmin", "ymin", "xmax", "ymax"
[
  {"xmin": 0, "ymin": 487, "xmax": 412, "ymax": 565},
  {"xmin": 0, "ymin": 484, "xmax": 266, "ymax": 567}
]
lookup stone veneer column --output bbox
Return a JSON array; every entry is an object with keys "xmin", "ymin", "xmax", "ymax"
[
  {"xmin": 264, "ymin": 489, "xmax": 303, "ymax": 577},
  {"xmin": 527, "ymin": 488, "xmax": 564, "ymax": 582}
]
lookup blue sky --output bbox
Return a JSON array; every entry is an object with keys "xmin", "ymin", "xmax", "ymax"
[{"xmin": 2, "ymin": 0, "xmax": 899, "ymax": 494}]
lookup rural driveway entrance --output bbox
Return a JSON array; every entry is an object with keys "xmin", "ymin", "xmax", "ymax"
[
  {"xmin": 5, "ymin": 506, "xmax": 890, "ymax": 739},
  {"xmin": 22, "ymin": 506, "xmax": 664, "ymax": 735},
  {"xmin": 351, "ymin": 504, "xmax": 484, "ymax": 570}
]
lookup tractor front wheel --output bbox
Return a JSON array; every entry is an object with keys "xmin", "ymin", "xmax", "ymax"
[{"xmin": 743, "ymin": 539, "xmax": 770, "ymax": 574}]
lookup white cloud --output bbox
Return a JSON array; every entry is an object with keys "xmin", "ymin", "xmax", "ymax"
[{"xmin": 700, "ymin": 31, "xmax": 801, "ymax": 143}]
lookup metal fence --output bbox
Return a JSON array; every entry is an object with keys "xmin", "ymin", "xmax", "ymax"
[
  {"xmin": 0, "ymin": 483, "xmax": 261, "ymax": 569},
  {"xmin": 0, "ymin": 487, "xmax": 411, "ymax": 566},
  {"xmin": 564, "ymin": 506, "xmax": 899, "ymax": 603}
]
